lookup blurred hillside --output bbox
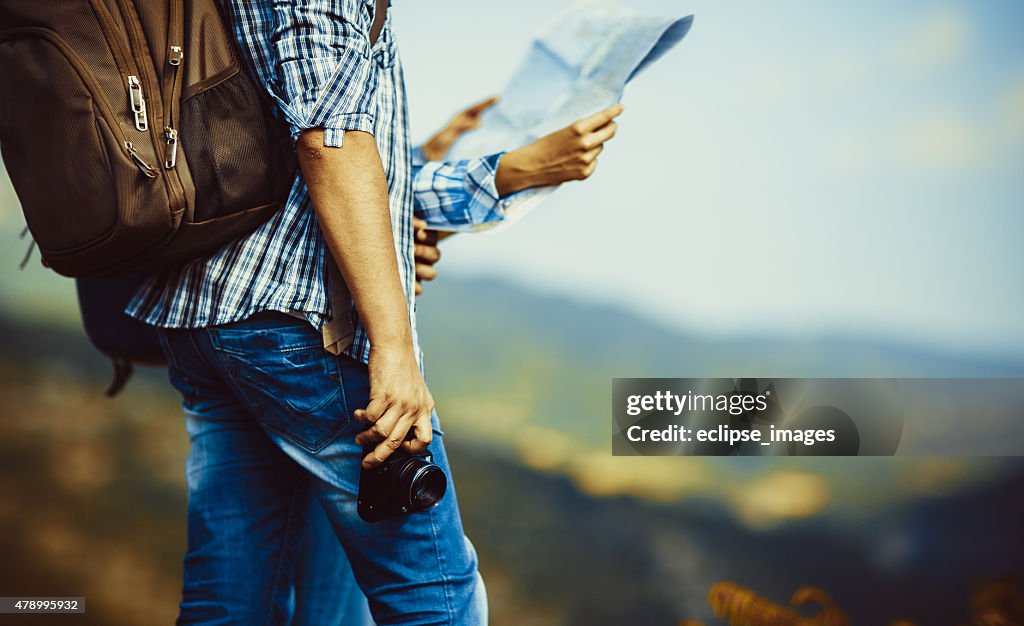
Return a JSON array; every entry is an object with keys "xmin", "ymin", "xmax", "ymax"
[
  {"xmin": 417, "ymin": 275, "xmax": 1024, "ymax": 454},
  {"xmin": 0, "ymin": 276, "xmax": 1022, "ymax": 624}
]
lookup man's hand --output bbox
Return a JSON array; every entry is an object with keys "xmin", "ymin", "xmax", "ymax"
[
  {"xmin": 296, "ymin": 129, "xmax": 433, "ymax": 468},
  {"xmin": 420, "ymin": 96, "xmax": 500, "ymax": 161},
  {"xmin": 495, "ymin": 103, "xmax": 623, "ymax": 196},
  {"xmin": 413, "ymin": 218, "xmax": 442, "ymax": 295},
  {"xmin": 354, "ymin": 345, "xmax": 435, "ymax": 467}
]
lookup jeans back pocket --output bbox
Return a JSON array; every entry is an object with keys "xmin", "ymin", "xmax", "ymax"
[{"xmin": 210, "ymin": 322, "xmax": 350, "ymax": 452}]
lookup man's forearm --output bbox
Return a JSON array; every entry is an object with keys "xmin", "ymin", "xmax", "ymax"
[{"xmin": 297, "ymin": 129, "xmax": 412, "ymax": 349}]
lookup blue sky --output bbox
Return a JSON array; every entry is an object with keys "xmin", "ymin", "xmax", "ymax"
[
  {"xmin": 0, "ymin": 1, "xmax": 1020, "ymax": 358},
  {"xmin": 395, "ymin": 1, "xmax": 1024, "ymax": 357}
]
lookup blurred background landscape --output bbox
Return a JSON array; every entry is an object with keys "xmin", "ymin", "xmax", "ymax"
[
  {"xmin": 1, "ymin": 251, "xmax": 1022, "ymax": 625},
  {"xmin": 2, "ymin": 1, "xmax": 1023, "ymax": 624}
]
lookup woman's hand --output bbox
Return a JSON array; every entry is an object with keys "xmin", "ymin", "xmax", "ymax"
[
  {"xmin": 420, "ymin": 96, "xmax": 500, "ymax": 161},
  {"xmin": 413, "ymin": 218, "xmax": 442, "ymax": 295},
  {"xmin": 495, "ymin": 103, "xmax": 623, "ymax": 196}
]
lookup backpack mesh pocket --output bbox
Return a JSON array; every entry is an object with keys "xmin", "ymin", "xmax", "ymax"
[{"xmin": 179, "ymin": 69, "xmax": 294, "ymax": 223}]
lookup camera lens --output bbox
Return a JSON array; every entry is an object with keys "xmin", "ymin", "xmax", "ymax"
[
  {"xmin": 395, "ymin": 457, "xmax": 447, "ymax": 512},
  {"xmin": 409, "ymin": 465, "xmax": 447, "ymax": 511}
]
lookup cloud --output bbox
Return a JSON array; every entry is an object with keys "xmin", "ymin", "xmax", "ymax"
[
  {"xmin": 898, "ymin": 6, "xmax": 971, "ymax": 69},
  {"xmin": 1004, "ymin": 74, "xmax": 1024, "ymax": 139},
  {"xmin": 885, "ymin": 72, "xmax": 1024, "ymax": 173},
  {"xmin": 893, "ymin": 110, "xmax": 980, "ymax": 170}
]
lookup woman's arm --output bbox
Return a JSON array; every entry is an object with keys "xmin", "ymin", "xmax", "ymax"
[
  {"xmin": 495, "ymin": 104, "xmax": 623, "ymax": 195},
  {"xmin": 411, "ymin": 103, "xmax": 624, "ymax": 232},
  {"xmin": 410, "ymin": 103, "xmax": 624, "ymax": 294}
]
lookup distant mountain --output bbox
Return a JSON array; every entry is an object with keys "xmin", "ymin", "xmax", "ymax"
[
  {"xmin": 414, "ymin": 276, "xmax": 1024, "ymax": 451},
  {"xmin": 1, "ymin": 288, "xmax": 1022, "ymax": 625},
  {"xmin": 419, "ymin": 275, "xmax": 1024, "ymax": 378}
]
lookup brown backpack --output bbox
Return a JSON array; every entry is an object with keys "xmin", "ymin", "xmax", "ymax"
[{"xmin": 0, "ymin": 0, "xmax": 294, "ymax": 277}]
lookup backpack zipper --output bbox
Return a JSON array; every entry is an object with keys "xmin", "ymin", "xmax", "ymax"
[
  {"xmin": 89, "ymin": 0, "xmax": 146, "ymax": 134},
  {"xmin": 125, "ymin": 142, "xmax": 158, "ymax": 178},
  {"xmin": 127, "ymin": 75, "xmax": 149, "ymax": 131},
  {"xmin": 162, "ymin": 0, "xmax": 184, "ymax": 170},
  {"xmin": 163, "ymin": 127, "xmax": 178, "ymax": 169},
  {"xmin": 113, "ymin": 0, "xmax": 187, "ymax": 215}
]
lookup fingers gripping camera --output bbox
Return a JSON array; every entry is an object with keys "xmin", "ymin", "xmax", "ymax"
[{"xmin": 357, "ymin": 449, "xmax": 448, "ymax": 523}]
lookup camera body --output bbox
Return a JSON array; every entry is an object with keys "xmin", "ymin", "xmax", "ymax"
[{"xmin": 357, "ymin": 450, "xmax": 448, "ymax": 523}]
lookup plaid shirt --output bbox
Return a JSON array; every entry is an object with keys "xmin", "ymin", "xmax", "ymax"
[
  {"xmin": 412, "ymin": 148, "xmax": 507, "ymax": 229},
  {"xmin": 127, "ymin": 0, "xmax": 506, "ymax": 365}
]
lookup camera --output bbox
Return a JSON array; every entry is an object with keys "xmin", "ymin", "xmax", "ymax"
[{"xmin": 357, "ymin": 449, "xmax": 448, "ymax": 523}]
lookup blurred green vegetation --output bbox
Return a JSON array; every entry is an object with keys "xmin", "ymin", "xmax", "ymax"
[{"xmin": 1, "ymin": 276, "xmax": 1022, "ymax": 624}]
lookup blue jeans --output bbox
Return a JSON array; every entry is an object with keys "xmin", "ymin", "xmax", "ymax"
[
  {"xmin": 158, "ymin": 312, "xmax": 486, "ymax": 625},
  {"xmin": 291, "ymin": 498, "xmax": 374, "ymax": 626}
]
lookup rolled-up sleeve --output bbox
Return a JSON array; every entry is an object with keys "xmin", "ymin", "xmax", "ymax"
[
  {"xmin": 269, "ymin": 0, "xmax": 378, "ymax": 147},
  {"xmin": 412, "ymin": 149, "xmax": 521, "ymax": 230}
]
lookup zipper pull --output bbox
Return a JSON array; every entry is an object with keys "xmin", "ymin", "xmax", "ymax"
[
  {"xmin": 164, "ymin": 127, "xmax": 179, "ymax": 169},
  {"xmin": 169, "ymin": 45, "xmax": 184, "ymax": 66},
  {"xmin": 127, "ymin": 75, "xmax": 149, "ymax": 131},
  {"xmin": 125, "ymin": 141, "xmax": 158, "ymax": 178}
]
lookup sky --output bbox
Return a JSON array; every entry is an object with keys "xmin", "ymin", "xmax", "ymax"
[
  {"xmin": 0, "ymin": 1, "xmax": 1020, "ymax": 359},
  {"xmin": 394, "ymin": 1, "xmax": 1024, "ymax": 358}
]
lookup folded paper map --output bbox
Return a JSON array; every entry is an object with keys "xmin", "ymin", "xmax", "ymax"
[{"xmin": 443, "ymin": 0, "xmax": 694, "ymax": 231}]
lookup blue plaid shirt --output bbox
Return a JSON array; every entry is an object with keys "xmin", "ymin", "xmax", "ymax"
[
  {"xmin": 127, "ymin": 0, "xmax": 508, "ymax": 365},
  {"xmin": 411, "ymin": 148, "xmax": 508, "ymax": 229}
]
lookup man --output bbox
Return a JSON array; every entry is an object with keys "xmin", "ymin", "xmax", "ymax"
[
  {"xmin": 290, "ymin": 97, "xmax": 623, "ymax": 624},
  {"xmin": 128, "ymin": 1, "xmax": 621, "ymax": 623},
  {"xmin": 129, "ymin": 1, "xmax": 482, "ymax": 622}
]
